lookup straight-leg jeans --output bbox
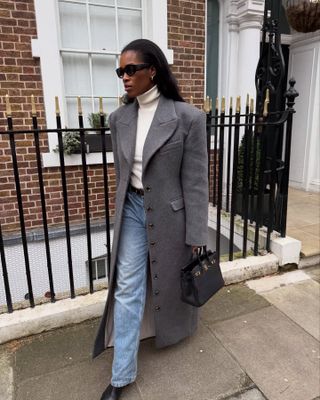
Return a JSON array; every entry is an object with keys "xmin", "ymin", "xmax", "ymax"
[{"xmin": 111, "ymin": 191, "xmax": 148, "ymax": 387}]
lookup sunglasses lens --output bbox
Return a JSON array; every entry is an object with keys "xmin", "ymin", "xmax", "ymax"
[
  {"xmin": 126, "ymin": 65, "xmax": 136, "ymax": 76},
  {"xmin": 116, "ymin": 67, "xmax": 122, "ymax": 78}
]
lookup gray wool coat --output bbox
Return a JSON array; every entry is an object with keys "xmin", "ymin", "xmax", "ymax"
[{"xmin": 92, "ymin": 95, "xmax": 208, "ymax": 359}]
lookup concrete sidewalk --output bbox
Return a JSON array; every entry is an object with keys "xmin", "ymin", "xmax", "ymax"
[{"xmin": 0, "ymin": 265, "xmax": 319, "ymax": 400}]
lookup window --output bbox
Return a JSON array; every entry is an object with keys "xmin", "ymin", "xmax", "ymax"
[
  {"xmin": 87, "ymin": 257, "xmax": 107, "ymax": 281},
  {"xmin": 33, "ymin": 0, "xmax": 173, "ymax": 166},
  {"xmin": 58, "ymin": 0, "xmax": 143, "ymax": 127}
]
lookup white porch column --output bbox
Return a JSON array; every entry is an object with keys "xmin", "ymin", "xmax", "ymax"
[
  {"xmin": 237, "ymin": 1, "xmax": 264, "ymax": 107},
  {"xmin": 224, "ymin": 0, "xmax": 264, "ymax": 106}
]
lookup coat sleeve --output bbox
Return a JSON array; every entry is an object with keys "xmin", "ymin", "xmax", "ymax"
[
  {"xmin": 109, "ymin": 112, "xmax": 120, "ymax": 187},
  {"xmin": 181, "ymin": 111, "xmax": 208, "ymax": 246}
]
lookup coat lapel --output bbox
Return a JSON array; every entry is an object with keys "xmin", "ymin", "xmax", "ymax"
[
  {"xmin": 115, "ymin": 101, "xmax": 138, "ymax": 168},
  {"xmin": 142, "ymin": 96, "xmax": 178, "ymax": 175}
]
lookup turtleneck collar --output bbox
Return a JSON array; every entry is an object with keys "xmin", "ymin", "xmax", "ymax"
[{"xmin": 137, "ymin": 85, "xmax": 160, "ymax": 108}]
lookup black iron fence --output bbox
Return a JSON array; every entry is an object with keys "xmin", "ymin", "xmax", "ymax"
[
  {"xmin": 206, "ymin": 78, "xmax": 298, "ymax": 261},
  {"xmin": 0, "ymin": 96, "xmax": 112, "ymax": 313},
  {"xmin": 0, "ymin": 80, "xmax": 298, "ymax": 314}
]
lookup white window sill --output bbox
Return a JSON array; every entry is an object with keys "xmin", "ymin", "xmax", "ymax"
[{"xmin": 42, "ymin": 152, "xmax": 114, "ymax": 168}]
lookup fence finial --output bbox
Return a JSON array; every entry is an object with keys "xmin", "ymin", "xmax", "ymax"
[
  {"xmin": 77, "ymin": 96, "xmax": 82, "ymax": 115},
  {"xmin": 250, "ymin": 98, "xmax": 254, "ymax": 113},
  {"xmin": 99, "ymin": 97, "xmax": 104, "ymax": 115},
  {"xmin": 31, "ymin": 95, "xmax": 36, "ymax": 116},
  {"xmin": 5, "ymin": 94, "xmax": 12, "ymax": 117},
  {"xmin": 263, "ymin": 89, "xmax": 270, "ymax": 117},
  {"xmin": 246, "ymin": 94, "xmax": 250, "ymax": 108},
  {"xmin": 215, "ymin": 97, "xmax": 219, "ymax": 111},
  {"xmin": 209, "ymin": 97, "xmax": 212, "ymax": 112},
  {"xmin": 55, "ymin": 96, "xmax": 60, "ymax": 116},
  {"xmin": 189, "ymin": 96, "xmax": 193, "ymax": 105},
  {"xmin": 221, "ymin": 97, "xmax": 225, "ymax": 113},
  {"xmin": 229, "ymin": 97, "xmax": 233, "ymax": 109},
  {"xmin": 236, "ymin": 96, "xmax": 241, "ymax": 113},
  {"xmin": 203, "ymin": 96, "xmax": 211, "ymax": 113}
]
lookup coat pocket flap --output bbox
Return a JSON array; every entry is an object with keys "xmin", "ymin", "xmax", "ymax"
[{"xmin": 170, "ymin": 197, "xmax": 185, "ymax": 211}]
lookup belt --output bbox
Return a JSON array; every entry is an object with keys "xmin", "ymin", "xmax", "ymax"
[{"xmin": 128, "ymin": 184, "xmax": 144, "ymax": 196}]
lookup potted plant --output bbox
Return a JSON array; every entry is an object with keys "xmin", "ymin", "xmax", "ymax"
[
  {"xmin": 285, "ymin": 0, "xmax": 320, "ymax": 33},
  {"xmin": 85, "ymin": 112, "xmax": 112, "ymax": 153},
  {"xmin": 53, "ymin": 131, "xmax": 84, "ymax": 155}
]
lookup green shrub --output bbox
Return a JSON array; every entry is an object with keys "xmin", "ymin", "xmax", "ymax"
[
  {"xmin": 53, "ymin": 131, "xmax": 81, "ymax": 155},
  {"xmin": 237, "ymin": 133, "xmax": 261, "ymax": 194}
]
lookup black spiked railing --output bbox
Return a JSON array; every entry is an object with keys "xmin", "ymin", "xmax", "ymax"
[
  {"xmin": 206, "ymin": 78, "xmax": 298, "ymax": 262},
  {"xmin": 0, "ymin": 95, "xmax": 113, "ymax": 314}
]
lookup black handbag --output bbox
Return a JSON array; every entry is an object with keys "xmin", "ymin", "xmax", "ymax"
[{"xmin": 180, "ymin": 247, "xmax": 225, "ymax": 307}]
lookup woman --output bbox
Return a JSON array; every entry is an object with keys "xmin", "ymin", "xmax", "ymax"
[{"xmin": 93, "ymin": 39, "xmax": 208, "ymax": 400}]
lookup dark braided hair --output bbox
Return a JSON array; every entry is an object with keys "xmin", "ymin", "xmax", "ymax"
[{"xmin": 121, "ymin": 39, "xmax": 184, "ymax": 103}]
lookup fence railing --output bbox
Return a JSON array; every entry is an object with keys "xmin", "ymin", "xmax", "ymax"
[
  {"xmin": 0, "ymin": 81, "xmax": 298, "ymax": 314},
  {"xmin": 1, "ymin": 96, "xmax": 112, "ymax": 313},
  {"xmin": 206, "ymin": 78, "xmax": 298, "ymax": 261}
]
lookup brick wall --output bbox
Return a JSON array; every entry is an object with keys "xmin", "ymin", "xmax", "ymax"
[
  {"xmin": 0, "ymin": 0, "xmax": 116, "ymax": 234},
  {"xmin": 0, "ymin": 0, "xmax": 206, "ymax": 235},
  {"xmin": 168, "ymin": 0, "xmax": 206, "ymax": 107}
]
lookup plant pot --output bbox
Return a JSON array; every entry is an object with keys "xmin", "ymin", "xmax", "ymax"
[
  {"xmin": 285, "ymin": 1, "xmax": 320, "ymax": 33},
  {"xmin": 85, "ymin": 133, "xmax": 112, "ymax": 153}
]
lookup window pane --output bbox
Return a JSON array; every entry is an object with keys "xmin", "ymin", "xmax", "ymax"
[
  {"xmin": 92, "ymin": 0, "xmax": 114, "ymax": 5},
  {"xmin": 59, "ymin": 2, "xmax": 89, "ymax": 49},
  {"xmin": 118, "ymin": 9, "xmax": 142, "ymax": 50},
  {"xmin": 92, "ymin": 263, "xmax": 97, "ymax": 280},
  {"xmin": 92, "ymin": 55, "xmax": 118, "ymax": 97},
  {"xmin": 90, "ymin": 5, "xmax": 116, "ymax": 51},
  {"xmin": 118, "ymin": 0, "xmax": 141, "ymax": 7},
  {"xmin": 63, "ymin": 53, "xmax": 91, "ymax": 96},
  {"xmin": 97, "ymin": 259, "xmax": 106, "ymax": 279}
]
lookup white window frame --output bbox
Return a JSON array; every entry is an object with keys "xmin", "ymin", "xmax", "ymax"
[
  {"xmin": 32, "ymin": 0, "xmax": 173, "ymax": 167},
  {"xmin": 86, "ymin": 256, "xmax": 107, "ymax": 281}
]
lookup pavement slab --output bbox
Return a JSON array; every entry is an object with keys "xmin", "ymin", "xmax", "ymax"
[
  {"xmin": 211, "ymin": 306, "xmax": 320, "ymax": 400},
  {"xmin": 15, "ymin": 356, "xmax": 143, "ymax": 400},
  {"xmin": 200, "ymin": 284, "xmax": 270, "ymax": 326},
  {"xmin": 0, "ymin": 350, "xmax": 14, "ymax": 400},
  {"xmin": 135, "ymin": 322, "xmax": 254, "ymax": 400},
  {"xmin": 224, "ymin": 387, "xmax": 267, "ymax": 399},
  {"xmin": 304, "ymin": 265, "xmax": 320, "ymax": 283},
  {"xmin": 261, "ymin": 280, "xmax": 320, "ymax": 341},
  {"xmin": 13, "ymin": 317, "xmax": 100, "ymax": 381}
]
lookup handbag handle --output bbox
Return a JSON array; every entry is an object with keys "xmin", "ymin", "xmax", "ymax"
[{"xmin": 195, "ymin": 246, "xmax": 209, "ymax": 272}]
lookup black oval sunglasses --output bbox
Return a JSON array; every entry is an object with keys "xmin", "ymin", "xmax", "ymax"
[{"xmin": 116, "ymin": 63, "xmax": 150, "ymax": 78}]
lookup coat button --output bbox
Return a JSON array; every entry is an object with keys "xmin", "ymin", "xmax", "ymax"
[
  {"xmin": 150, "ymin": 241, "xmax": 156, "ymax": 246},
  {"xmin": 155, "ymin": 305, "xmax": 160, "ymax": 311},
  {"xmin": 145, "ymin": 186, "xmax": 151, "ymax": 192},
  {"xmin": 148, "ymin": 223, "xmax": 154, "ymax": 228},
  {"xmin": 146, "ymin": 206, "xmax": 153, "ymax": 212},
  {"xmin": 154, "ymin": 289, "xmax": 160, "ymax": 295},
  {"xmin": 151, "ymin": 259, "xmax": 157, "ymax": 264},
  {"xmin": 154, "ymin": 274, "xmax": 158, "ymax": 279}
]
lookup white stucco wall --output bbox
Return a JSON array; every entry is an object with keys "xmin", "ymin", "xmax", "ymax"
[
  {"xmin": 0, "ymin": 230, "xmax": 112, "ymax": 307},
  {"xmin": 288, "ymin": 31, "xmax": 320, "ymax": 192}
]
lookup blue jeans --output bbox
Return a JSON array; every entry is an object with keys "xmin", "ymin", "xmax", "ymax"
[{"xmin": 111, "ymin": 191, "xmax": 148, "ymax": 387}]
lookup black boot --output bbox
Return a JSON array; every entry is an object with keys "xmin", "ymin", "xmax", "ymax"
[{"xmin": 100, "ymin": 384, "xmax": 124, "ymax": 400}]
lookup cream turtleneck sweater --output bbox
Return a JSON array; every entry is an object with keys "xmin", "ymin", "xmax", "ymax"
[{"xmin": 130, "ymin": 85, "xmax": 160, "ymax": 189}]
